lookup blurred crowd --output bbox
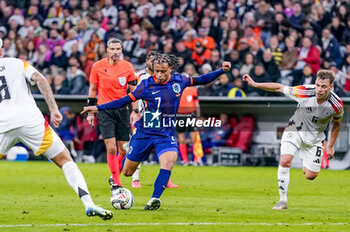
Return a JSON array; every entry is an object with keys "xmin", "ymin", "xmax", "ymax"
[{"xmin": 2, "ymin": 0, "xmax": 350, "ymax": 97}]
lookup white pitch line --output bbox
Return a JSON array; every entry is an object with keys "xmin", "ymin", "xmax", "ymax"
[{"xmin": 0, "ymin": 222, "xmax": 350, "ymax": 228}]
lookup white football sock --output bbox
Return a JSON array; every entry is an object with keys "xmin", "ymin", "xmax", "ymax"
[
  {"xmin": 277, "ymin": 165, "xmax": 290, "ymax": 202},
  {"xmin": 62, "ymin": 161, "xmax": 94, "ymax": 210},
  {"xmin": 132, "ymin": 164, "xmax": 141, "ymax": 181}
]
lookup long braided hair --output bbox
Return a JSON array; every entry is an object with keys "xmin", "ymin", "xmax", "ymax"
[
  {"xmin": 146, "ymin": 51, "xmax": 159, "ymax": 72},
  {"xmin": 146, "ymin": 50, "xmax": 159, "ymax": 61},
  {"xmin": 152, "ymin": 53, "xmax": 181, "ymax": 73}
]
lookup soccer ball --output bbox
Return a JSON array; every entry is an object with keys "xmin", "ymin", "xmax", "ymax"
[
  {"xmin": 7, "ymin": 146, "xmax": 29, "ymax": 161},
  {"xmin": 111, "ymin": 188, "xmax": 134, "ymax": 210}
]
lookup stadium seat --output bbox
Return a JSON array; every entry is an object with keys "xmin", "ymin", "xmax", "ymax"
[
  {"xmin": 226, "ymin": 117, "xmax": 239, "ymax": 147},
  {"xmin": 226, "ymin": 115, "xmax": 255, "ymax": 152}
]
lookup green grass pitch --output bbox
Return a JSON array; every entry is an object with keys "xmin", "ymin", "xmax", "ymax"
[{"xmin": 0, "ymin": 161, "xmax": 350, "ymax": 232}]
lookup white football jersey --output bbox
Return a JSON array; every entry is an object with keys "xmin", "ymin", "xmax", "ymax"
[
  {"xmin": 283, "ymin": 85, "xmax": 343, "ymax": 145},
  {"xmin": 0, "ymin": 58, "xmax": 44, "ymax": 133},
  {"xmin": 136, "ymin": 69, "xmax": 152, "ymax": 112}
]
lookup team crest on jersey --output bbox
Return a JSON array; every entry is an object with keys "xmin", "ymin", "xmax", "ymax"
[
  {"xmin": 0, "ymin": 66, "xmax": 5, "ymax": 72},
  {"xmin": 172, "ymin": 83, "xmax": 181, "ymax": 94},
  {"xmin": 119, "ymin": 77, "xmax": 126, "ymax": 86}
]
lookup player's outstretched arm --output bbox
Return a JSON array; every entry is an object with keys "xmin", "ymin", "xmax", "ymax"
[
  {"xmin": 242, "ymin": 74, "xmax": 285, "ymax": 94},
  {"xmin": 192, "ymin": 62, "xmax": 231, "ymax": 85},
  {"xmin": 326, "ymin": 120, "xmax": 342, "ymax": 160},
  {"xmin": 81, "ymin": 94, "xmax": 134, "ymax": 115},
  {"xmin": 31, "ymin": 72, "xmax": 62, "ymax": 128}
]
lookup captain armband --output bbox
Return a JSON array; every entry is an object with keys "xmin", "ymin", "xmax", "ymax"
[{"xmin": 333, "ymin": 117, "xmax": 343, "ymax": 122}]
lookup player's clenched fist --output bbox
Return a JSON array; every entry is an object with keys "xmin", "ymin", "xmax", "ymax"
[
  {"xmin": 242, "ymin": 74, "xmax": 257, "ymax": 88},
  {"xmin": 326, "ymin": 146, "xmax": 335, "ymax": 160},
  {"xmin": 222, "ymin": 62, "xmax": 231, "ymax": 72},
  {"xmin": 50, "ymin": 110, "xmax": 63, "ymax": 128}
]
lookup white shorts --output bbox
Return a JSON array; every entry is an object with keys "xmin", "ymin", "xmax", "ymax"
[
  {"xmin": 0, "ymin": 121, "xmax": 65, "ymax": 159},
  {"xmin": 280, "ymin": 130, "xmax": 323, "ymax": 173}
]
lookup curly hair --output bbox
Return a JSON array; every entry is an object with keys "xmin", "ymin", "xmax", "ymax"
[
  {"xmin": 152, "ymin": 53, "xmax": 181, "ymax": 72},
  {"xmin": 146, "ymin": 50, "xmax": 159, "ymax": 61}
]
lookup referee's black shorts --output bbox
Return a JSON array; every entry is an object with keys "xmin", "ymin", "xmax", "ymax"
[
  {"xmin": 176, "ymin": 112, "xmax": 197, "ymax": 134},
  {"xmin": 97, "ymin": 106, "xmax": 131, "ymax": 141}
]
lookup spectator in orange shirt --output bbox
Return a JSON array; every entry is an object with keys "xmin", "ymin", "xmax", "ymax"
[
  {"xmin": 183, "ymin": 30, "xmax": 197, "ymax": 51},
  {"xmin": 239, "ymin": 26, "xmax": 264, "ymax": 49},
  {"xmin": 85, "ymin": 32, "xmax": 104, "ymax": 61},
  {"xmin": 194, "ymin": 27, "xmax": 216, "ymax": 50},
  {"xmin": 192, "ymin": 41, "xmax": 211, "ymax": 69}
]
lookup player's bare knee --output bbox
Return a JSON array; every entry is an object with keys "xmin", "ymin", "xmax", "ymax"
[
  {"xmin": 304, "ymin": 171, "xmax": 318, "ymax": 180},
  {"xmin": 159, "ymin": 151, "xmax": 177, "ymax": 170},
  {"xmin": 123, "ymin": 169, "xmax": 133, "ymax": 177},
  {"xmin": 178, "ymin": 133, "xmax": 186, "ymax": 144},
  {"xmin": 52, "ymin": 149, "xmax": 73, "ymax": 168},
  {"xmin": 123, "ymin": 170, "xmax": 132, "ymax": 176},
  {"xmin": 279, "ymin": 159, "xmax": 291, "ymax": 168},
  {"xmin": 279, "ymin": 154, "xmax": 293, "ymax": 167},
  {"xmin": 106, "ymin": 146, "xmax": 117, "ymax": 155},
  {"xmin": 305, "ymin": 173, "xmax": 318, "ymax": 180},
  {"xmin": 105, "ymin": 139, "xmax": 117, "ymax": 154},
  {"xmin": 306, "ymin": 175, "xmax": 316, "ymax": 180},
  {"xmin": 160, "ymin": 160, "xmax": 175, "ymax": 170},
  {"xmin": 118, "ymin": 148, "xmax": 126, "ymax": 156}
]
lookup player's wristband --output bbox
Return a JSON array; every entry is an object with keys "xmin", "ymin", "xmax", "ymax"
[
  {"xmin": 128, "ymin": 80, "xmax": 138, "ymax": 86},
  {"xmin": 87, "ymin": 98, "xmax": 97, "ymax": 106},
  {"xmin": 132, "ymin": 109, "xmax": 139, "ymax": 113}
]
